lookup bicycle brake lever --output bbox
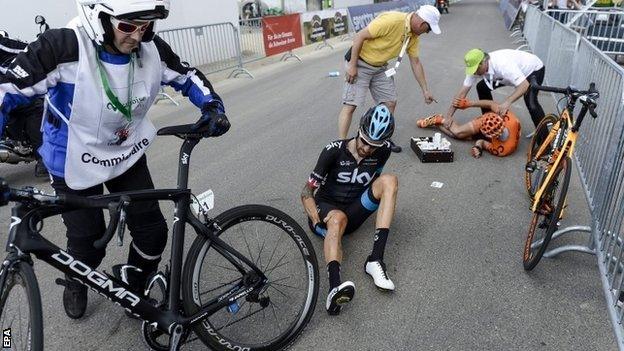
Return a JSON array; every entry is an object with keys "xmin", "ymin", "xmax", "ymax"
[
  {"xmin": 116, "ymin": 202, "xmax": 128, "ymax": 246},
  {"xmin": 589, "ymin": 106, "xmax": 598, "ymax": 118},
  {"xmin": 94, "ymin": 195, "xmax": 130, "ymax": 250}
]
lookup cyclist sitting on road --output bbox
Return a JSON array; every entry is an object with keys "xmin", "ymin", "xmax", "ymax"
[
  {"xmin": 301, "ymin": 104, "xmax": 399, "ymax": 315},
  {"xmin": 416, "ymin": 98, "xmax": 521, "ymax": 158},
  {"xmin": 0, "ymin": 0, "xmax": 230, "ymax": 320}
]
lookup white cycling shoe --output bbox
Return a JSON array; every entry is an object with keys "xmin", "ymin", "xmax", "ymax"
[
  {"xmin": 326, "ymin": 281, "xmax": 355, "ymax": 315},
  {"xmin": 365, "ymin": 259, "xmax": 395, "ymax": 291}
]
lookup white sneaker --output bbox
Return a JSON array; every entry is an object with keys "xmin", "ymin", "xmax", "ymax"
[
  {"xmin": 365, "ymin": 259, "xmax": 395, "ymax": 291},
  {"xmin": 326, "ymin": 281, "xmax": 355, "ymax": 315}
]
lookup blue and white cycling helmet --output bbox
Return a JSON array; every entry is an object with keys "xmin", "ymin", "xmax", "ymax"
[{"xmin": 359, "ymin": 104, "xmax": 395, "ymax": 147}]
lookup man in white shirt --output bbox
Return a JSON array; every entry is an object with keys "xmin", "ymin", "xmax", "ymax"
[{"xmin": 443, "ymin": 48, "xmax": 546, "ymax": 129}]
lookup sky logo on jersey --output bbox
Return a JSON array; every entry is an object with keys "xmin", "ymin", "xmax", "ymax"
[
  {"xmin": 337, "ymin": 168, "xmax": 374, "ymax": 185},
  {"xmin": 326, "ymin": 141, "xmax": 342, "ymax": 150}
]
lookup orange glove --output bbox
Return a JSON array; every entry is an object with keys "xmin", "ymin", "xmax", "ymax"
[{"xmin": 453, "ymin": 98, "xmax": 471, "ymax": 110}]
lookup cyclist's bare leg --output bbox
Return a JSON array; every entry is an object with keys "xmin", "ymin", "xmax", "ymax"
[
  {"xmin": 438, "ymin": 118, "xmax": 478, "ymax": 140},
  {"xmin": 323, "ymin": 209, "xmax": 348, "ymax": 263},
  {"xmin": 338, "ymin": 104, "xmax": 357, "ymax": 139},
  {"xmin": 370, "ymin": 174, "xmax": 399, "ymax": 228}
]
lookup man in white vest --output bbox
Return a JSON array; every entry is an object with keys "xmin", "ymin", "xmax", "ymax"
[{"xmin": 0, "ymin": 0, "xmax": 230, "ymax": 319}]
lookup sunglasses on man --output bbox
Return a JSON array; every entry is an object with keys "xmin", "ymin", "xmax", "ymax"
[
  {"xmin": 422, "ymin": 22, "xmax": 431, "ymax": 33},
  {"xmin": 110, "ymin": 17, "xmax": 152, "ymax": 35},
  {"xmin": 359, "ymin": 136, "xmax": 381, "ymax": 148}
]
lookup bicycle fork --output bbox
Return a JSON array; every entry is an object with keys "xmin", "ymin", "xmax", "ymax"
[{"xmin": 0, "ymin": 250, "xmax": 30, "ymax": 293}]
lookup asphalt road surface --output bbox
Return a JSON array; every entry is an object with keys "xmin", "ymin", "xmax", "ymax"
[{"xmin": 0, "ymin": 0, "xmax": 616, "ymax": 350}]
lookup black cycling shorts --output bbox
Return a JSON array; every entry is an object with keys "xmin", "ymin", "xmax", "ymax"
[{"xmin": 308, "ymin": 187, "xmax": 380, "ymax": 235}]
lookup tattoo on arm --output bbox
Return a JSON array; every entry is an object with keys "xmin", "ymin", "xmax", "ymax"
[{"xmin": 301, "ymin": 183, "xmax": 315, "ymax": 200}]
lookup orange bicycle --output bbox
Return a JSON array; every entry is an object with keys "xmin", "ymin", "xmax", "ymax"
[{"xmin": 522, "ymin": 82, "xmax": 599, "ymax": 271}]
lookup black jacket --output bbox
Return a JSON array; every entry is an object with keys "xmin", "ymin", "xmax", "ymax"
[{"xmin": 0, "ymin": 36, "xmax": 28, "ymax": 69}]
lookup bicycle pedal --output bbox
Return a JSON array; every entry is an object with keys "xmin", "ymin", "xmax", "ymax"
[{"xmin": 336, "ymin": 296, "xmax": 352, "ymax": 305}]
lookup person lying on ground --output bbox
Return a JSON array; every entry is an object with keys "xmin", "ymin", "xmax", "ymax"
[{"xmin": 416, "ymin": 98, "xmax": 521, "ymax": 158}]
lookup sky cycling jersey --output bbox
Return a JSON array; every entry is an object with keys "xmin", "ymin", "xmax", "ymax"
[
  {"xmin": 308, "ymin": 138, "xmax": 391, "ymax": 205},
  {"xmin": 0, "ymin": 18, "xmax": 224, "ymax": 189}
]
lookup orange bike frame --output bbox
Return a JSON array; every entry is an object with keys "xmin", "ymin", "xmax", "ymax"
[{"xmin": 531, "ymin": 108, "xmax": 578, "ymax": 212}]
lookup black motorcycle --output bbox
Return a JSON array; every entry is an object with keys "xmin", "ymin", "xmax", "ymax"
[
  {"xmin": 437, "ymin": 0, "xmax": 449, "ymax": 14},
  {"xmin": 0, "ymin": 15, "xmax": 49, "ymax": 177}
]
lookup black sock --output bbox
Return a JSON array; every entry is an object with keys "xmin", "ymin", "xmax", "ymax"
[
  {"xmin": 327, "ymin": 261, "xmax": 341, "ymax": 291},
  {"xmin": 369, "ymin": 228, "xmax": 389, "ymax": 261}
]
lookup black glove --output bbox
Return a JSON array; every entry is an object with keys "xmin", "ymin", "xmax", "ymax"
[
  {"xmin": 193, "ymin": 102, "xmax": 231, "ymax": 137},
  {"xmin": 313, "ymin": 222, "xmax": 327, "ymax": 238}
]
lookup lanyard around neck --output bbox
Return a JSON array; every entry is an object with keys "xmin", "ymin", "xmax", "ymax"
[
  {"xmin": 95, "ymin": 47, "xmax": 135, "ymax": 123},
  {"xmin": 392, "ymin": 12, "xmax": 414, "ymax": 70}
]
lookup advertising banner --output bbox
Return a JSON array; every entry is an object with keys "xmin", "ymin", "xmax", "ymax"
[
  {"xmin": 301, "ymin": 9, "xmax": 349, "ymax": 45},
  {"xmin": 347, "ymin": 1, "xmax": 412, "ymax": 33},
  {"xmin": 262, "ymin": 14, "xmax": 303, "ymax": 56}
]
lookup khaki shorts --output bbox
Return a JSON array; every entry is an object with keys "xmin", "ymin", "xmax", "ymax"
[{"xmin": 342, "ymin": 59, "xmax": 397, "ymax": 107}]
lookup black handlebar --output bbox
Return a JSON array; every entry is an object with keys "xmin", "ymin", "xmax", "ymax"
[
  {"xmin": 59, "ymin": 193, "xmax": 116, "ymax": 209},
  {"xmin": 589, "ymin": 107, "xmax": 598, "ymax": 118},
  {"xmin": 0, "ymin": 179, "xmax": 128, "ymax": 250},
  {"xmin": 531, "ymin": 81, "xmax": 599, "ymax": 120},
  {"xmin": 529, "ymin": 81, "xmax": 570, "ymax": 94},
  {"xmin": 530, "ymin": 81, "xmax": 599, "ymax": 98},
  {"xmin": 93, "ymin": 196, "xmax": 129, "ymax": 249}
]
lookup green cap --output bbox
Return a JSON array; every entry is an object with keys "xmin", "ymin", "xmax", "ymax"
[{"xmin": 464, "ymin": 48, "xmax": 485, "ymax": 75}]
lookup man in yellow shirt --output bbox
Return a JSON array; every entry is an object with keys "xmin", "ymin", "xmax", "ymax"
[{"xmin": 340, "ymin": 5, "xmax": 441, "ymax": 153}]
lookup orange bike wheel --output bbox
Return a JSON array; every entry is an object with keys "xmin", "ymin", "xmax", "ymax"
[
  {"xmin": 523, "ymin": 156, "xmax": 571, "ymax": 271},
  {"xmin": 525, "ymin": 114, "xmax": 558, "ymax": 200}
]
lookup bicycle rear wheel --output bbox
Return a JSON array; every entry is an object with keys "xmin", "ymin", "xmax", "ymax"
[
  {"xmin": 525, "ymin": 114, "xmax": 558, "ymax": 200},
  {"xmin": 523, "ymin": 156, "xmax": 571, "ymax": 271},
  {"xmin": 182, "ymin": 205, "xmax": 319, "ymax": 351},
  {"xmin": 0, "ymin": 261, "xmax": 43, "ymax": 350}
]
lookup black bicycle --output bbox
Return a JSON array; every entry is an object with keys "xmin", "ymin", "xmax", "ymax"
[{"xmin": 0, "ymin": 122, "xmax": 319, "ymax": 351}]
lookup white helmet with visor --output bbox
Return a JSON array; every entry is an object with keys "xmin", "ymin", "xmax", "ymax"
[{"xmin": 76, "ymin": 0, "xmax": 170, "ymax": 45}]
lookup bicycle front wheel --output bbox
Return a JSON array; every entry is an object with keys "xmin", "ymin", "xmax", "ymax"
[
  {"xmin": 0, "ymin": 261, "xmax": 43, "ymax": 350},
  {"xmin": 523, "ymin": 156, "xmax": 571, "ymax": 271},
  {"xmin": 182, "ymin": 205, "xmax": 319, "ymax": 351},
  {"xmin": 525, "ymin": 114, "xmax": 558, "ymax": 200}
]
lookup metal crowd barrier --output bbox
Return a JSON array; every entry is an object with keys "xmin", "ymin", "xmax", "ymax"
[
  {"xmin": 238, "ymin": 18, "xmax": 266, "ymax": 64},
  {"xmin": 547, "ymin": 8, "xmax": 624, "ymax": 55},
  {"xmin": 534, "ymin": 13, "xmax": 556, "ymax": 66},
  {"xmin": 522, "ymin": 5, "xmax": 541, "ymax": 49},
  {"xmin": 523, "ymin": 6, "xmax": 624, "ymax": 348},
  {"xmin": 158, "ymin": 22, "xmax": 252, "ymax": 78},
  {"xmin": 543, "ymin": 20, "xmax": 579, "ymax": 89}
]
